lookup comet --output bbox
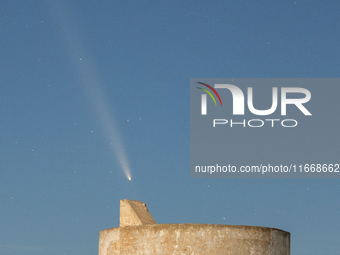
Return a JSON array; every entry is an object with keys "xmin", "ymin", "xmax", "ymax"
[{"xmin": 48, "ymin": 2, "xmax": 131, "ymax": 180}]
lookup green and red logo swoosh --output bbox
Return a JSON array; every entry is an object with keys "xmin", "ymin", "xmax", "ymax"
[{"xmin": 196, "ymin": 82, "xmax": 222, "ymax": 106}]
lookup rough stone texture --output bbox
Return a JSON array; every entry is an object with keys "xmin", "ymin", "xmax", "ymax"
[
  {"xmin": 119, "ymin": 199, "xmax": 156, "ymax": 227},
  {"xmin": 99, "ymin": 224, "xmax": 290, "ymax": 255},
  {"xmin": 99, "ymin": 227, "xmax": 120, "ymax": 255},
  {"xmin": 99, "ymin": 200, "xmax": 290, "ymax": 255}
]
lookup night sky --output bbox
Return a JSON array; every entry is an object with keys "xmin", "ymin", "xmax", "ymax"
[{"xmin": 1, "ymin": 1, "xmax": 339, "ymax": 255}]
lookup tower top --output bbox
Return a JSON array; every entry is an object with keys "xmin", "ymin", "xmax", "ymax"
[{"xmin": 119, "ymin": 199, "xmax": 156, "ymax": 227}]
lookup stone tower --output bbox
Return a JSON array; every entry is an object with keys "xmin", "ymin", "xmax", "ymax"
[{"xmin": 99, "ymin": 199, "xmax": 290, "ymax": 255}]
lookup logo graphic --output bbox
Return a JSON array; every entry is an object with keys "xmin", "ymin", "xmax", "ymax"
[
  {"xmin": 196, "ymin": 82, "xmax": 222, "ymax": 115},
  {"xmin": 191, "ymin": 78, "xmax": 339, "ymax": 178},
  {"xmin": 195, "ymin": 80, "xmax": 312, "ymax": 128},
  {"xmin": 197, "ymin": 83, "xmax": 311, "ymax": 116}
]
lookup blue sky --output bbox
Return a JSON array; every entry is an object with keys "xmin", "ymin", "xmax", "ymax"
[{"xmin": 0, "ymin": 1, "xmax": 339, "ymax": 254}]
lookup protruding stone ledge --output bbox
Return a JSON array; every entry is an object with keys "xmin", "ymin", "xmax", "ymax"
[{"xmin": 119, "ymin": 199, "xmax": 156, "ymax": 227}]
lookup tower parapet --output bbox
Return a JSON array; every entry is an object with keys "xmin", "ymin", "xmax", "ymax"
[{"xmin": 99, "ymin": 200, "xmax": 290, "ymax": 255}]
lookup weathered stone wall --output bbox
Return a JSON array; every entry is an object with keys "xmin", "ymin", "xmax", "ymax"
[{"xmin": 99, "ymin": 223, "xmax": 290, "ymax": 255}]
